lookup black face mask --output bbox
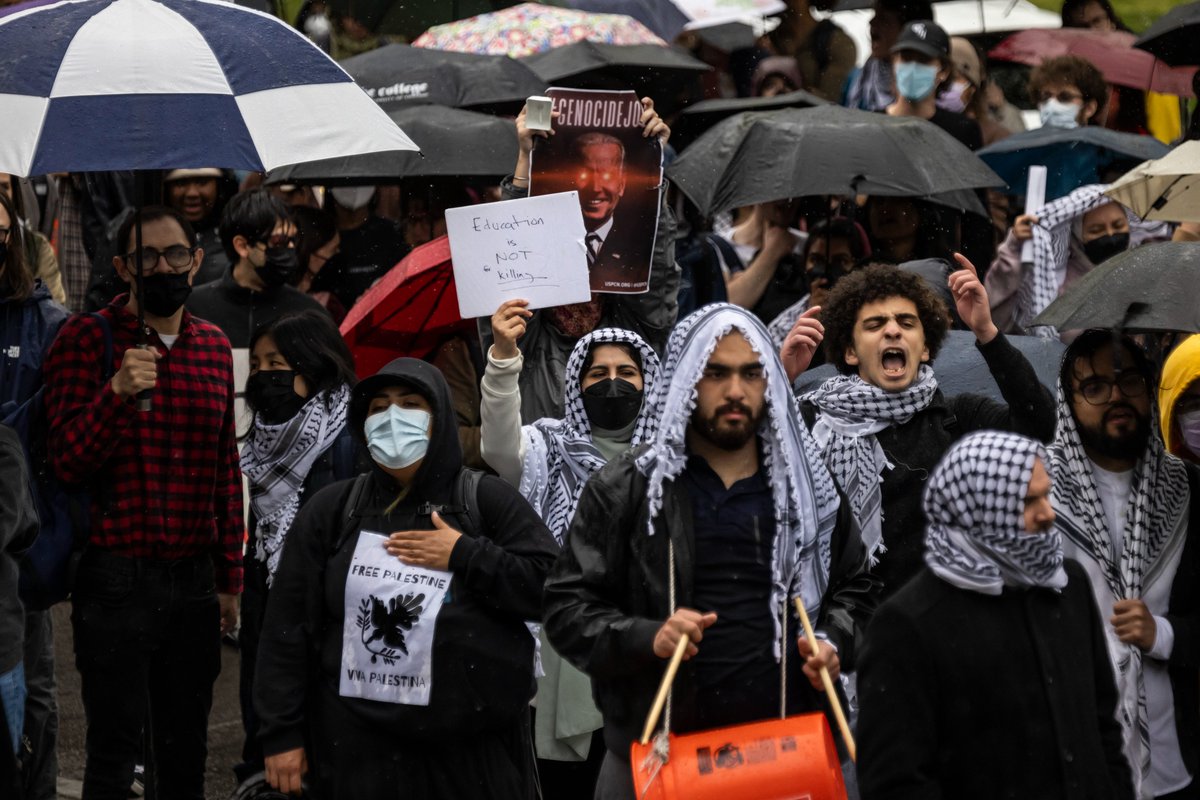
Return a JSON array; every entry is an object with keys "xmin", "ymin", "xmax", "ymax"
[
  {"xmin": 0, "ymin": 241, "xmax": 7, "ymax": 265},
  {"xmin": 245, "ymin": 370, "xmax": 306, "ymax": 424},
  {"xmin": 582, "ymin": 378, "xmax": 643, "ymax": 431},
  {"xmin": 1082, "ymin": 232, "xmax": 1129, "ymax": 266},
  {"xmin": 257, "ymin": 247, "xmax": 300, "ymax": 288},
  {"xmin": 139, "ymin": 272, "xmax": 192, "ymax": 317}
]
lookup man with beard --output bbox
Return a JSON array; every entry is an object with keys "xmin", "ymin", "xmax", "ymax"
[
  {"xmin": 1049, "ymin": 330, "xmax": 1199, "ymax": 800},
  {"xmin": 544, "ymin": 304, "xmax": 876, "ymax": 800}
]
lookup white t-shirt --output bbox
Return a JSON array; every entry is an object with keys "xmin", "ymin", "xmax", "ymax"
[
  {"xmin": 1089, "ymin": 462, "xmax": 1133, "ymax": 562},
  {"xmin": 158, "ymin": 333, "xmax": 179, "ymax": 350}
]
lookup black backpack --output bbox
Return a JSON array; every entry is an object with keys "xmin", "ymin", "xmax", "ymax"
[{"xmin": 335, "ymin": 468, "xmax": 486, "ymax": 554}]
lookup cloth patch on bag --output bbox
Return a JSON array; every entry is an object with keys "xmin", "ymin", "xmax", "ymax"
[{"xmin": 339, "ymin": 531, "xmax": 451, "ymax": 706}]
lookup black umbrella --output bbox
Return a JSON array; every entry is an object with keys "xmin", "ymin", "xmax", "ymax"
[
  {"xmin": 1031, "ymin": 242, "xmax": 1200, "ymax": 333},
  {"xmin": 793, "ymin": 330, "xmax": 1066, "ymax": 400},
  {"xmin": 341, "ymin": 44, "xmax": 545, "ymax": 115},
  {"xmin": 521, "ymin": 41, "xmax": 709, "ymax": 93},
  {"xmin": 264, "ymin": 105, "xmax": 517, "ymax": 185},
  {"xmin": 673, "ymin": 90, "xmax": 830, "ymax": 149},
  {"xmin": 665, "ymin": 105, "xmax": 1004, "ymax": 216},
  {"xmin": 562, "ymin": 0, "xmax": 690, "ymax": 42},
  {"xmin": 1134, "ymin": 0, "xmax": 1200, "ymax": 67}
]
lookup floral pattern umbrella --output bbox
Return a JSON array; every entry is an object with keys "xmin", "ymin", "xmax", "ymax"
[{"xmin": 412, "ymin": 2, "xmax": 665, "ymax": 58}]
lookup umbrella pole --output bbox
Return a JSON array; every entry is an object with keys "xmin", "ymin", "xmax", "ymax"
[{"xmin": 134, "ymin": 174, "xmax": 152, "ymax": 412}]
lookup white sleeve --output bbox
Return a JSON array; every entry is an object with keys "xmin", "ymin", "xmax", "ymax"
[
  {"xmin": 1147, "ymin": 615, "xmax": 1175, "ymax": 661},
  {"xmin": 479, "ymin": 345, "xmax": 527, "ymax": 488}
]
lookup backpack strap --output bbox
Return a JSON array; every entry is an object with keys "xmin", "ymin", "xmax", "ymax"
[
  {"xmin": 333, "ymin": 473, "xmax": 373, "ymax": 555},
  {"xmin": 418, "ymin": 468, "xmax": 486, "ymax": 539}
]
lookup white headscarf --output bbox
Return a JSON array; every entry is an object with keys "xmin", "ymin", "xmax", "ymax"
[
  {"xmin": 634, "ymin": 304, "xmax": 841, "ymax": 655},
  {"xmin": 923, "ymin": 430, "xmax": 1067, "ymax": 595}
]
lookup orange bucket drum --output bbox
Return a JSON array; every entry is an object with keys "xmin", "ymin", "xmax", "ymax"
[{"xmin": 630, "ymin": 713, "xmax": 847, "ymax": 800}]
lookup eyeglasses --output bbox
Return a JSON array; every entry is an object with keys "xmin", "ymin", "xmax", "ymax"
[
  {"xmin": 1038, "ymin": 90, "xmax": 1083, "ymax": 104},
  {"xmin": 255, "ymin": 234, "xmax": 296, "ymax": 249},
  {"xmin": 123, "ymin": 245, "xmax": 196, "ymax": 273},
  {"xmin": 1075, "ymin": 372, "xmax": 1147, "ymax": 405}
]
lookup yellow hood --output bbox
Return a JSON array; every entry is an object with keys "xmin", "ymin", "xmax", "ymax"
[{"xmin": 1158, "ymin": 334, "xmax": 1200, "ymax": 458}]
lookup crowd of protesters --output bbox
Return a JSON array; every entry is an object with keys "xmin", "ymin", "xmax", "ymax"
[{"xmin": 2, "ymin": 0, "xmax": 1200, "ymax": 799}]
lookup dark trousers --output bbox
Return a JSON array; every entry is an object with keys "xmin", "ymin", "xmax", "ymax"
[
  {"xmin": 71, "ymin": 550, "xmax": 221, "ymax": 800},
  {"xmin": 21, "ymin": 610, "xmax": 57, "ymax": 800},
  {"xmin": 235, "ymin": 554, "xmax": 267, "ymax": 783}
]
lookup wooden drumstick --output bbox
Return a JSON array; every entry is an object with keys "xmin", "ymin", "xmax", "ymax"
[
  {"xmin": 794, "ymin": 597, "xmax": 857, "ymax": 762},
  {"xmin": 640, "ymin": 634, "xmax": 689, "ymax": 746}
]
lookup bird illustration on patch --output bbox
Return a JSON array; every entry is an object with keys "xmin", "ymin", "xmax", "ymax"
[{"xmin": 357, "ymin": 592, "xmax": 425, "ymax": 665}]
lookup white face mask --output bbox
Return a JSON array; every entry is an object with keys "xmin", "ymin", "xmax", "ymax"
[
  {"xmin": 1038, "ymin": 98, "xmax": 1082, "ymax": 129},
  {"xmin": 1179, "ymin": 408, "xmax": 1200, "ymax": 456},
  {"xmin": 330, "ymin": 185, "xmax": 376, "ymax": 211},
  {"xmin": 364, "ymin": 405, "xmax": 431, "ymax": 469}
]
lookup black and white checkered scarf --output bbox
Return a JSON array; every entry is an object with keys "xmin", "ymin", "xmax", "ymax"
[
  {"xmin": 802, "ymin": 366, "xmax": 939, "ymax": 564},
  {"xmin": 635, "ymin": 304, "xmax": 841, "ymax": 655},
  {"xmin": 242, "ymin": 384, "xmax": 350, "ymax": 584},
  {"xmin": 1022, "ymin": 184, "xmax": 1112, "ymax": 339},
  {"xmin": 924, "ymin": 430, "xmax": 1067, "ymax": 595},
  {"xmin": 518, "ymin": 328, "xmax": 661, "ymax": 547},
  {"xmin": 1048, "ymin": 379, "xmax": 1189, "ymax": 792}
]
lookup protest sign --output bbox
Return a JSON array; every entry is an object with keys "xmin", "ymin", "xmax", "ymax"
[
  {"xmin": 530, "ymin": 88, "xmax": 662, "ymax": 294},
  {"xmin": 445, "ymin": 191, "xmax": 592, "ymax": 319}
]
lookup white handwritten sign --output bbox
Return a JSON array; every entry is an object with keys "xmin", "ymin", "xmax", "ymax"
[{"xmin": 446, "ymin": 191, "xmax": 592, "ymax": 319}]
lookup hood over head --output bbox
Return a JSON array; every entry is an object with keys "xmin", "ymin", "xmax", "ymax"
[
  {"xmin": 1159, "ymin": 334, "xmax": 1200, "ymax": 458},
  {"xmin": 351, "ymin": 357, "xmax": 462, "ymax": 497}
]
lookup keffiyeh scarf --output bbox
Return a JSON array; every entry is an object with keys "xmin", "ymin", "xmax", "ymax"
[
  {"xmin": 1022, "ymin": 184, "xmax": 1113, "ymax": 339},
  {"xmin": 923, "ymin": 430, "xmax": 1067, "ymax": 595},
  {"xmin": 635, "ymin": 304, "xmax": 841, "ymax": 655},
  {"xmin": 1048, "ymin": 380, "xmax": 1189, "ymax": 793},
  {"xmin": 242, "ymin": 385, "xmax": 350, "ymax": 584},
  {"xmin": 767, "ymin": 295, "xmax": 811, "ymax": 351},
  {"xmin": 518, "ymin": 328, "xmax": 661, "ymax": 547},
  {"xmin": 803, "ymin": 366, "xmax": 939, "ymax": 564}
]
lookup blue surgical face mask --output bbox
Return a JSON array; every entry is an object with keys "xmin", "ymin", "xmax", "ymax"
[
  {"xmin": 1179, "ymin": 408, "xmax": 1200, "ymax": 456},
  {"xmin": 895, "ymin": 61, "xmax": 939, "ymax": 102},
  {"xmin": 364, "ymin": 405, "xmax": 431, "ymax": 469},
  {"xmin": 1038, "ymin": 98, "xmax": 1081, "ymax": 129}
]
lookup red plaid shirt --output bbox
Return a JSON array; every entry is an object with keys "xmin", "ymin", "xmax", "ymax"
[{"xmin": 44, "ymin": 297, "xmax": 244, "ymax": 594}]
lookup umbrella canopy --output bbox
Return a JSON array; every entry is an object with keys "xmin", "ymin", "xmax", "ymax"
[
  {"xmin": 265, "ymin": 104, "xmax": 518, "ymax": 185},
  {"xmin": 563, "ymin": 0, "xmax": 689, "ymax": 42},
  {"xmin": 520, "ymin": 41, "xmax": 709, "ymax": 92},
  {"xmin": 977, "ymin": 125, "xmax": 1170, "ymax": 200},
  {"xmin": 1105, "ymin": 140, "xmax": 1200, "ymax": 223},
  {"xmin": 989, "ymin": 28, "xmax": 1197, "ymax": 97},
  {"xmin": 672, "ymin": 89, "xmax": 830, "ymax": 148},
  {"xmin": 1134, "ymin": 0, "xmax": 1200, "ymax": 67},
  {"xmin": 0, "ymin": 0, "xmax": 417, "ymax": 176},
  {"xmin": 341, "ymin": 43, "xmax": 545, "ymax": 114},
  {"xmin": 1031, "ymin": 242, "xmax": 1200, "ymax": 334},
  {"xmin": 411, "ymin": 2, "xmax": 665, "ymax": 57},
  {"xmin": 665, "ymin": 105, "xmax": 1004, "ymax": 217},
  {"xmin": 340, "ymin": 235, "xmax": 472, "ymax": 379},
  {"xmin": 793, "ymin": 330, "xmax": 1066, "ymax": 400}
]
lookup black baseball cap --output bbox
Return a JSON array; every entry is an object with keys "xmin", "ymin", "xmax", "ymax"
[{"xmin": 890, "ymin": 20, "xmax": 950, "ymax": 60}]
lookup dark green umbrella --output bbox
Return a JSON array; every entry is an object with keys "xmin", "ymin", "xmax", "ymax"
[
  {"xmin": 665, "ymin": 105, "xmax": 1004, "ymax": 216},
  {"xmin": 1031, "ymin": 242, "xmax": 1200, "ymax": 333}
]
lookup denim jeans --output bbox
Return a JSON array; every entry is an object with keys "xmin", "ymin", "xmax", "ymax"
[{"xmin": 71, "ymin": 549, "xmax": 221, "ymax": 800}]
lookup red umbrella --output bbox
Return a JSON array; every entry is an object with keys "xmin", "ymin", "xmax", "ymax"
[
  {"xmin": 339, "ymin": 235, "xmax": 474, "ymax": 379},
  {"xmin": 989, "ymin": 28, "xmax": 1196, "ymax": 97}
]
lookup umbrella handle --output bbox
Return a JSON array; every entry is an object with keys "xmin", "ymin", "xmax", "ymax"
[{"xmin": 136, "ymin": 344, "xmax": 153, "ymax": 412}]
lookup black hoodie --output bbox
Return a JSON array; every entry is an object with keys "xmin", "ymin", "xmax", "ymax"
[{"xmin": 254, "ymin": 358, "xmax": 557, "ymax": 754}]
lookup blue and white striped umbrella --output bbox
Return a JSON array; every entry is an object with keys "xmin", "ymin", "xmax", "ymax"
[{"xmin": 0, "ymin": 0, "xmax": 419, "ymax": 176}]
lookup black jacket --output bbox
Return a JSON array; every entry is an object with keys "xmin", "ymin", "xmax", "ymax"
[
  {"xmin": 186, "ymin": 271, "xmax": 328, "ymax": 348},
  {"xmin": 1164, "ymin": 463, "xmax": 1200, "ymax": 781},
  {"xmin": 254, "ymin": 359, "xmax": 558, "ymax": 756},
  {"xmin": 542, "ymin": 445, "xmax": 878, "ymax": 757},
  {"xmin": 857, "ymin": 562, "xmax": 1133, "ymax": 800},
  {"xmin": 800, "ymin": 333, "xmax": 1056, "ymax": 599}
]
